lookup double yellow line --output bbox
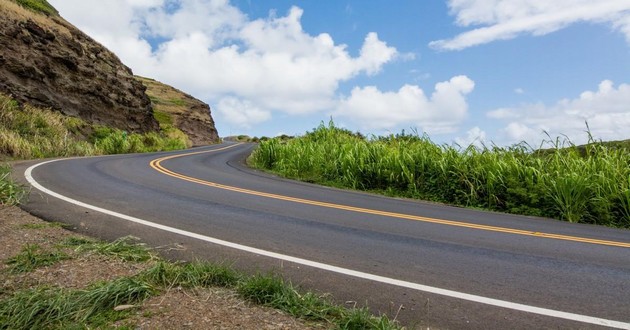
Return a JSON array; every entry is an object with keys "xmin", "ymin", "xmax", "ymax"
[{"xmin": 150, "ymin": 145, "xmax": 630, "ymax": 248}]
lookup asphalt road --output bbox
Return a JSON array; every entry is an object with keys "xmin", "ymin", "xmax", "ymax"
[{"xmin": 15, "ymin": 143, "xmax": 630, "ymax": 329}]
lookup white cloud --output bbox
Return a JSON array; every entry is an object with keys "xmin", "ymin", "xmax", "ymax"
[
  {"xmin": 335, "ymin": 76, "xmax": 475, "ymax": 134},
  {"xmin": 216, "ymin": 97, "xmax": 271, "ymax": 129},
  {"xmin": 489, "ymin": 80, "xmax": 630, "ymax": 145},
  {"xmin": 431, "ymin": 0, "xmax": 630, "ymax": 50},
  {"xmin": 49, "ymin": 0, "xmax": 399, "ymax": 129},
  {"xmin": 454, "ymin": 126, "xmax": 487, "ymax": 148}
]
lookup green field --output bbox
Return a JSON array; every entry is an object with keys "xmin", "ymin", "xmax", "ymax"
[{"xmin": 251, "ymin": 121, "xmax": 630, "ymax": 228}]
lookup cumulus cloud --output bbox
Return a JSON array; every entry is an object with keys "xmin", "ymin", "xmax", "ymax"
[
  {"xmin": 335, "ymin": 76, "xmax": 475, "ymax": 134},
  {"xmin": 431, "ymin": 0, "xmax": 630, "ymax": 50},
  {"xmin": 216, "ymin": 97, "xmax": 271, "ymax": 129},
  {"xmin": 49, "ymin": 0, "xmax": 398, "ymax": 129},
  {"xmin": 454, "ymin": 126, "xmax": 487, "ymax": 148},
  {"xmin": 488, "ymin": 80, "xmax": 630, "ymax": 145}
]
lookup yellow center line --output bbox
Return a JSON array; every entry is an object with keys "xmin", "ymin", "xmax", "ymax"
[{"xmin": 149, "ymin": 145, "xmax": 630, "ymax": 248}]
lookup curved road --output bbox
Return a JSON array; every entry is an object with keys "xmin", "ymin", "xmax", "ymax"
[{"xmin": 15, "ymin": 143, "xmax": 630, "ymax": 329}]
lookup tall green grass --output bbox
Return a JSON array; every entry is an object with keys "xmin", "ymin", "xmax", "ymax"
[
  {"xmin": 0, "ymin": 165, "xmax": 24, "ymax": 206},
  {"xmin": 250, "ymin": 121, "xmax": 630, "ymax": 228},
  {"xmin": 0, "ymin": 93, "xmax": 188, "ymax": 160}
]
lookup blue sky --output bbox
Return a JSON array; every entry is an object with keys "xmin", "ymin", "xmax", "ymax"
[{"xmin": 49, "ymin": 0, "xmax": 630, "ymax": 146}]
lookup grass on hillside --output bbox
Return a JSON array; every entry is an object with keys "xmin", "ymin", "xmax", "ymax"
[
  {"xmin": 0, "ymin": 93, "xmax": 188, "ymax": 159},
  {"xmin": 11, "ymin": 0, "xmax": 58, "ymax": 16},
  {"xmin": 250, "ymin": 121, "xmax": 630, "ymax": 228},
  {"xmin": 0, "ymin": 235, "xmax": 402, "ymax": 329}
]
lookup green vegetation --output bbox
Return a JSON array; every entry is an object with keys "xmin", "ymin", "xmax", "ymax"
[
  {"xmin": 5, "ymin": 244, "xmax": 68, "ymax": 274},
  {"xmin": 0, "ymin": 278, "xmax": 153, "ymax": 329},
  {"xmin": 89, "ymin": 126, "xmax": 187, "ymax": 155},
  {"xmin": 251, "ymin": 121, "xmax": 630, "ymax": 228},
  {"xmin": 63, "ymin": 236, "xmax": 154, "ymax": 263},
  {"xmin": 0, "ymin": 93, "xmax": 188, "ymax": 160},
  {"xmin": 0, "ymin": 165, "xmax": 23, "ymax": 206},
  {"xmin": 1, "ymin": 235, "xmax": 402, "ymax": 329},
  {"xmin": 12, "ymin": 0, "xmax": 58, "ymax": 16}
]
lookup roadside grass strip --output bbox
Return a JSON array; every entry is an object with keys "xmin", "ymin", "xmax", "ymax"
[{"xmin": 1, "ymin": 237, "xmax": 402, "ymax": 329}]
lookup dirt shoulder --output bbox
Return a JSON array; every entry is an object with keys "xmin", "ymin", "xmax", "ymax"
[{"xmin": 0, "ymin": 205, "xmax": 328, "ymax": 329}]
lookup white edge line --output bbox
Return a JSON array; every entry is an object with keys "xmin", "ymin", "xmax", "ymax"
[{"xmin": 24, "ymin": 158, "xmax": 630, "ymax": 330}]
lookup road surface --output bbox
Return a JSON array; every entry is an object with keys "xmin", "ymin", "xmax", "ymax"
[{"xmin": 15, "ymin": 143, "xmax": 630, "ymax": 329}]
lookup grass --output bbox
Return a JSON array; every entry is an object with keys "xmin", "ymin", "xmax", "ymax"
[
  {"xmin": 250, "ymin": 121, "xmax": 630, "ymax": 229},
  {"xmin": 63, "ymin": 236, "xmax": 155, "ymax": 263},
  {"xmin": 11, "ymin": 0, "xmax": 58, "ymax": 16},
  {"xmin": 0, "ymin": 165, "xmax": 24, "ymax": 206},
  {"xmin": 0, "ymin": 278, "xmax": 153, "ymax": 329},
  {"xmin": 1, "ymin": 235, "xmax": 403, "ymax": 329},
  {"xmin": 0, "ymin": 93, "xmax": 189, "ymax": 159},
  {"xmin": 5, "ymin": 244, "xmax": 68, "ymax": 274}
]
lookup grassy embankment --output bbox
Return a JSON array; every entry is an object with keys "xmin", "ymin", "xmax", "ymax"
[
  {"xmin": 251, "ymin": 121, "xmax": 630, "ymax": 228},
  {"xmin": 0, "ymin": 93, "xmax": 188, "ymax": 160}
]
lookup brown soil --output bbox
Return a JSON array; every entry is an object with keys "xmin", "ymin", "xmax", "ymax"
[{"xmin": 0, "ymin": 206, "xmax": 329, "ymax": 329}]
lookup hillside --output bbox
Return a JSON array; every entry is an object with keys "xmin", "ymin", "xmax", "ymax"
[
  {"xmin": 137, "ymin": 76, "xmax": 219, "ymax": 146},
  {"xmin": 0, "ymin": 0, "xmax": 219, "ymax": 143}
]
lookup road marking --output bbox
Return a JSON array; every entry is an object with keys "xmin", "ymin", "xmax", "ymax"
[
  {"xmin": 150, "ymin": 145, "xmax": 630, "ymax": 249},
  {"xmin": 23, "ymin": 157, "xmax": 630, "ymax": 329}
]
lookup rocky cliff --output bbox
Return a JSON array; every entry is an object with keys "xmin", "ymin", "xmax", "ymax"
[
  {"xmin": 0, "ymin": 1, "xmax": 158, "ymax": 133},
  {"xmin": 1, "ymin": 1, "xmax": 221, "ymax": 142},
  {"xmin": 137, "ymin": 77, "xmax": 220, "ymax": 146}
]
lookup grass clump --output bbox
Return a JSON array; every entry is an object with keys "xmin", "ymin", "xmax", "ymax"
[
  {"xmin": 11, "ymin": 0, "xmax": 58, "ymax": 16},
  {"xmin": 0, "ymin": 278, "xmax": 153, "ymax": 329},
  {"xmin": 141, "ymin": 261, "xmax": 240, "ymax": 288},
  {"xmin": 5, "ymin": 244, "xmax": 68, "ymax": 273},
  {"xmin": 251, "ymin": 120, "xmax": 630, "ymax": 228},
  {"xmin": 63, "ymin": 236, "xmax": 155, "ymax": 263},
  {"xmin": 0, "ymin": 165, "xmax": 24, "ymax": 206},
  {"xmin": 236, "ymin": 273, "xmax": 400, "ymax": 328}
]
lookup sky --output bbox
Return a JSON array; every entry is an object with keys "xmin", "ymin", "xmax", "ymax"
[{"xmin": 48, "ymin": 0, "xmax": 630, "ymax": 147}]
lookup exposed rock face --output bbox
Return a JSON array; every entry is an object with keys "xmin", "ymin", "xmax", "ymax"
[
  {"xmin": 0, "ymin": 2, "xmax": 158, "ymax": 133},
  {"xmin": 138, "ymin": 77, "xmax": 220, "ymax": 146}
]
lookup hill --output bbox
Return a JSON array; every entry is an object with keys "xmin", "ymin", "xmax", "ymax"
[
  {"xmin": 137, "ymin": 76, "xmax": 219, "ymax": 146},
  {"xmin": 0, "ymin": 0, "xmax": 219, "ymax": 143}
]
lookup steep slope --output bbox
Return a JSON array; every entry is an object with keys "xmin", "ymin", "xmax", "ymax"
[
  {"xmin": 137, "ymin": 77, "xmax": 220, "ymax": 146},
  {"xmin": 0, "ymin": 1, "xmax": 157, "ymax": 133}
]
